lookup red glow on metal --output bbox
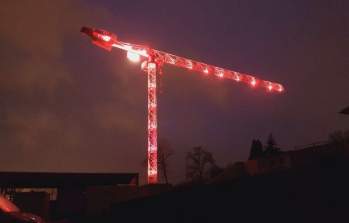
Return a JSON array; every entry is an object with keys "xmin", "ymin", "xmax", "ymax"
[
  {"xmin": 250, "ymin": 77, "xmax": 257, "ymax": 87},
  {"xmin": 234, "ymin": 72, "xmax": 241, "ymax": 81},
  {"xmin": 268, "ymin": 85, "xmax": 273, "ymax": 91},
  {"xmin": 81, "ymin": 26, "xmax": 285, "ymax": 184},
  {"xmin": 215, "ymin": 68, "xmax": 224, "ymax": 78},
  {"xmin": 147, "ymin": 61, "xmax": 158, "ymax": 184},
  {"xmin": 0, "ymin": 195, "xmax": 20, "ymax": 212},
  {"xmin": 101, "ymin": 35, "xmax": 111, "ymax": 42}
]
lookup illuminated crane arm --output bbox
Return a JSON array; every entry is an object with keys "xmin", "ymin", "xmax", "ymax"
[
  {"xmin": 81, "ymin": 26, "xmax": 284, "ymax": 93},
  {"xmin": 81, "ymin": 27, "xmax": 284, "ymax": 92},
  {"xmin": 152, "ymin": 50, "xmax": 284, "ymax": 92}
]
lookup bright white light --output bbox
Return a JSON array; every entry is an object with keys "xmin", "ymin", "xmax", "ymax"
[
  {"xmin": 268, "ymin": 84, "xmax": 273, "ymax": 91},
  {"xmin": 186, "ymin": 60, "xmax": 193, "ymax": 69},
  {"xmin": 203, "ymin": 67, "xmax": 209, "ymax": 74},
  {"xmin": 127, "ymin": 51, "xmax": 140, "ymax": 62},
  {"xmin": 250, "ymin": 77, "xmax": 257, "ymax": 87},
  {"xmin": 101, "ymin": 35, "xmax": 111, "ymax": 42},
  {"xmin": 235, "ymin": 72, "xmax": 241, "ymax": 81},
  {"xmin": 141, "ymin": 61, "xmax": 148, "ymax": 71},
  {"xmin": 148, "ymin": 63, "xmax": 156, "ymax": 69}
]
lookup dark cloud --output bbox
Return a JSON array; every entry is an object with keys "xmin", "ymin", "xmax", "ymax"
[{"xmin": 0, "ymin": 1, "xmax": 144, "ymax": 173}]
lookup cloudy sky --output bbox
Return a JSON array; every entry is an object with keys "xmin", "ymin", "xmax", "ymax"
[{"xmin": 0, "ymin": 0, "xmax": 348, "ymax": 183}]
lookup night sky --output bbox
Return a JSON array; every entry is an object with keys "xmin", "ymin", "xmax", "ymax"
[{"xmin": 0, "ymin": 0, "xmax": 348, "ymax": 183}]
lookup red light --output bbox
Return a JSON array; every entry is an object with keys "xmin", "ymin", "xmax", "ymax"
[
  {"xmin": 234, "ymin": 72, "xmax": 241, "ymax": 82},
  {"xmin": 267, "ymin": 82, "xmax": 273, "ymax": 91},
  {"xmin": 203, "ymin": 67, "xmax": 209, "ymax": 74},
  {"xmin": 101, "ymin": 35, "xmax": 111, "ymax": 42},
  {"xmin": 186, "ymin": 60, "xmax": 193, "ymax": 69},
  {"xmin": 141, "ymin": 61, "xmax": 148, "ymax": 71},
  {"xmin": 250, "ymin": 77, "xmax": 257, "ymax": 87},
  {"xmin": 166, "ymin": 55, "xmax": 176, "ymax": 64},
  {"xmin": 147, "ymin": 62, "xmax": 158, "ymax": 184},
  {"xmin": 277, "ymin": 84, "xmax": 284, "ymax": 92},
  {"xmin": 148, "ymin": 63, "xmax": 156, "ymax": 69},
  {"xmin": 215, "ymin": 68, "xmax": 224, "ymax": 78}
]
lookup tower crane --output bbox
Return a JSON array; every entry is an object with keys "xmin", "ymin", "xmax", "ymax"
[{"xmin": 81, "ymin": 26, "xmax": 284, "ymax": 184}]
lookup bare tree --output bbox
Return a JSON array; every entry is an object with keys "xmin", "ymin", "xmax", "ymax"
[
  {"xmin": 142, "ymin": 139, "xmax": 173, "ymax": 184},
  {"xmin": 185, "ymin": 146, "xmax": 216, "ymax": 182},
  {"xmin": 158, "ymin": 139, "xmax": 173, "ymax": 184}
]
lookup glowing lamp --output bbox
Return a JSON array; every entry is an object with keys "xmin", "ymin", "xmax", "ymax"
[
  {"xmin": 250, "ymin": 77, "xmax": 257, "ymax": 87},
  {"xmin": 267, "ymin": 82, "xmax": 273, "ymax": 91},
  {"xmin": 127, "ymin": 51, "xmax": 140, "ymax": 62},
  {"xmin": 186, "ymin": 60, "xmax": 193, "ymax": 69},
  {"xmin": 235, "ymin": 73, "xmax": 241, "ymax": 82},
  {"xmin": 101, "ymin": 35, "xmax": 111, "ymax": 42}
]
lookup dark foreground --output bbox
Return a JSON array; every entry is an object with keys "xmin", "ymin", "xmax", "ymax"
[
  {"xmin": 79, "ymin": 159, "xmax": 348, "ymax": 222},
  {"xmin": 2, "ymin": 150, "xmax": 349, "ymax": 223}
]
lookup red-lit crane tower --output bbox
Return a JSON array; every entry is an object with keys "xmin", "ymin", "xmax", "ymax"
[{"xmin": 81, "ymin": 26, "xmax": 284, "ymax": 184}]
